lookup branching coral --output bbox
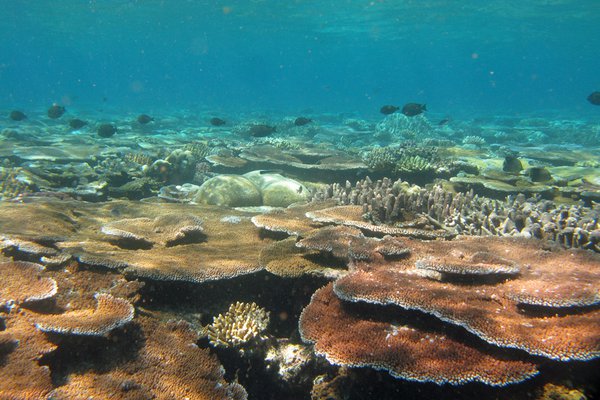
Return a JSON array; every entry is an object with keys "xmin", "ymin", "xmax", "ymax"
[{"xmin": 206, "ymin": 302, "xmax": 270, "ymax": 347}]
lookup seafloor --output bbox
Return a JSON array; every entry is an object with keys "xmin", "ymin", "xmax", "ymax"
[{"xmin": 0, "ymin": 108, "xmax": 599, "ymax": 400}]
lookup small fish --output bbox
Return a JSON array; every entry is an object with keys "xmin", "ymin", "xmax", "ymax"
[
  {"xmin": 294, "ymin": 117, "xmax": 312, "ymax": 126},
  {"xmin": 210, "ymin": 117, "xmax": 226, "ymax": 126},
  {"xmin": 588, "ymin": 91, "xmax": 600, "ymax": 105},
  {"xmin": 47, "ymin": 104, "xmax": 66, "ymax": 119},
  {"xmin": 9, "ymin": 110, "xmax": 27, "ymax": 121},
  {"xmin": 97, "ymin": 123, "xmax": 117, "ymax": 138},
  {"xmin": 69, "ymin": 118, "xmax": 87, "ymax": 129},
  {"xmin": 137, "ymin": 114, "xmax": 154, "ymax": 124},
  {"xmin": 401, "ymin": 103, "xmax": 426, "ymax": 117},
  {"xmin": 249, "ymin": 124, "xmax": 276, "ymax": 137},
  {"xmin": 438, "ymin": 117, "xmax": 451, "ymax": 126},
  {"xmin": 380, "ymin": 105, "xmax": 399, "ymax": 115}
]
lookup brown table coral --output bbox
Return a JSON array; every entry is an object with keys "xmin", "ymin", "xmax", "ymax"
[{"xmin": 300, "ymin": 284, "xmax": 538, "ymax": 386}]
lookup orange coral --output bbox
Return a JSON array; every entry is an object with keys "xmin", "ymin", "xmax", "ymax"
[
  {"xmin": 0, "ymin": 261, "xmax": 57, "ymax": 306},
  {"xmin": 35, "ymin": 293, "xmax": 134, "ymax": 336},
  {"xmin": 48, "ymin": 317, "xmax": 247, "ymax": 400},
  {"xmin": 334, "ymin": 236, "xmax": 600, "ymax": 361},
  {"xmin": 300, "ymin": 284, "xmax": 538, "ymax": 386}
]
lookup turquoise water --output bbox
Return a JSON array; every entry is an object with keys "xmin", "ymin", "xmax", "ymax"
[{"xmin": 2, "ymin": 1, "xmax": 600, "ymax": 117}]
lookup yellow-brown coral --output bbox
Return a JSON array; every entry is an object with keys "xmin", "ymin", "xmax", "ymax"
[
  {"xmin": 207, "ymin": 301, "xmax": 269, "ymax": 347},
  {"xmin": 0, "ymin": 261, "xmax": 57, "ymax": 307},
  {"xmin": 35, "ymin": 293, "xmax": 134, "ymax": 336}
]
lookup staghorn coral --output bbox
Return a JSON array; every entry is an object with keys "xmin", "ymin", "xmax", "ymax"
[
  {"xmin": 206, "ymin": 301, "xmax": 270, "ymax": 347},
  {"xmin": 310, "ymin": 177, "xmax": 600, "ymax": 251},
  {"xmin": 0, "ymin": 261, "xmax": 57, "ymax": 307},
  {"xmin": 334, "ymin": 236, "xmax": 600, "ymax": 361},
  {"xmin": 300, "ymin": 284, "xmax": 538, "ymax": 386},
  {"xmin": 35, "ymin": 293, "xmax": 134, "ymax": 336}
]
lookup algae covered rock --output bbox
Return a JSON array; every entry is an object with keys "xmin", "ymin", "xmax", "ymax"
[
  {"xmin": 244, "ymin": 170, "xmax": 309, "ymax": 207},
  {"xmin": 194, "ymin": 175, "xmax": 261, "ymax": 207}
]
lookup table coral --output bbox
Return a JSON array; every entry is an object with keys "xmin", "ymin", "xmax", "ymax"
[
  {"xmin": 35, "ymin": 293, "xmax": 134, "ymax": 336},
  {"xmin": 0, "ymin": 261, "xmax": 57, "ymax": 307},
  {"xmin": 334, "ymin": 237, "xmax": 600, "ymax": 361},
  {"xmin": 300, "ymin": 284, "xmax": 538, "ymax": 386}
]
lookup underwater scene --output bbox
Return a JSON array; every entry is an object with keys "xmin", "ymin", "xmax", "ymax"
[{"xmin": 1, "ymin": 1, "xmax": 600, "ymax": 399}]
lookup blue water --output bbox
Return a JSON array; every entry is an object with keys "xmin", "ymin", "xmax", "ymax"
[{"xmin": 2, "ymin": 1, "xmax": 600, "ymax": 119}]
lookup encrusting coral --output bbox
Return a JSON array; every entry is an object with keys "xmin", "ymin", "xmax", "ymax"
[
  {"xmin": 206, "ymin": 301, "xmax": 270, "ymax": 348},
  {"xmin": 35, "ymin": 293, "xmax": 134, "ymax": 336}
]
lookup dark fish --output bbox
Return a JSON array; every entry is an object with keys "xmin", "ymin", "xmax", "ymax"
[
  {"xmin": 438, "ymin": 117, "xmax": 451, "ymax": 126},
  {"xmin": 380, "ymin": 105, "xmax": 399, "ymax": 115},
  {"xmin": 137, "ymin": 114, "xmax": 154, "ymax": 124},
  {"xmin": 210, "ymin": 117, "xmax": 226, "ymax": 126},
  {"xmin": 588, "ymin": 91, "xmax": 600, "ymax": 105},
  {"xmin": 98, "ymin": 123, "xmax": 117, "ymax": 138},
  {"xmin": 401, "ymin": 103, "xmax": 426, "ymax": 117},
  {"xmin": 294, "ymin": 117, "xmax": 312, "ymax": 126},
  {"xmin": 249, "ymin": 124, "xmax": 276, "ymax": 137},
  {"xmin": 47, "ymin": 104, "xmax": 66, "ymax": 119},
  {"xmin": 69, "ymin": 118, "xmax": 87, "ymax": 129},
  {"xmin": 9, "ymin": 110, "xmax": 27, "ymax": 121}
]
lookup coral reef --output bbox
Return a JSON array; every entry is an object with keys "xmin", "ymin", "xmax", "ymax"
[
  {"xmin": 311, "ymin": 177, "xmax": 600, "ymax": 251},
  {"xmin": 0, "ymin": 261, "xmax": 57, "ymax": 307},
  {"xmin": 375, "ymin": 113, "xmax": 432, "ymax": 141},
  {"xmin": 47, "ymin": 318, "xmax": 247, "ymax": 400},
  {"xmin": 101, "ymin": 214, "xmax": 205, "ymax": 247},
  {"xmin": 300, "ymin": 284, "xmax": 538, "ymax": 386},
  {"xmin": 0, "ymin": 200, "xmax": 266, "ymax": 283},
  {"xmin": 35, "ymin": 293, "xmax": 134, "ymax": 336},
  {"xmin": 206, "ymin": 301, "xmax": 270, "ymax": 347},
  {"xmin": 334, "ymin": 236, "xmax": 600, "ymax": 361}
]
